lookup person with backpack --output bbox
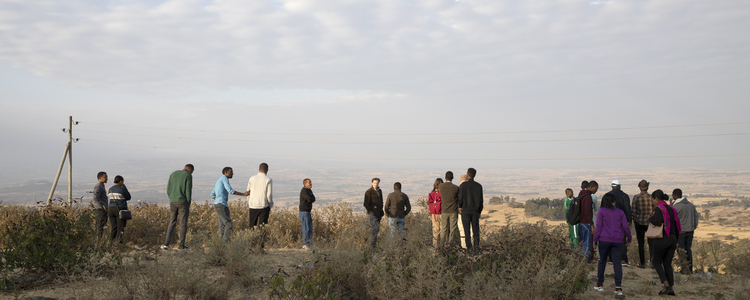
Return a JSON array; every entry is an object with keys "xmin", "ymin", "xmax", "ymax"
[
  {"xmin": 564, "ymin": 188, "xmax": 578, "ymax": 248},
  {"xmin": 650, "ymin": 189, "xmax": 682, "ymax": 296},
  {"xmin": 579, "ymin": 181, "xmax": 598, "ymax": 263},
  {"xmin": 593, "ymin": 193, "xmax": 632, "ymax": 298}
]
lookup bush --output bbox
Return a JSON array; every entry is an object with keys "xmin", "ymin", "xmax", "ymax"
[{"xmin": 523, "ymin": 197, "xmax": 565, "ymax": 220}]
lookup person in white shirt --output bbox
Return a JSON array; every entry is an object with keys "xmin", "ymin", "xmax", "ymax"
[{"xmin": 247, "ymin": 163, "xmax": 273, "ymax": 229}]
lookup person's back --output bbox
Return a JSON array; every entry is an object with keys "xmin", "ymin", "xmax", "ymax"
[
  {"xmin": 673, "ymin": 197, "xmax": 698, "ymax": 232},
  {"xmin": 595, "ymin": 207, "xmax": 630, "ymax": 244},
  {"xmin": 386, "ymin": 190, "xmax": 411, "ymax": 218},
  {"xmin": 247, "ymin": 172, "xmax": 273, "ymax": 209},
  {"xmin": 439, "ymin": 182, "xmax": 459, "ymax": 214},
  {"xmin": 167, "ymin": 169, "xmax": 192, "ymax": 203},
  {"xmin": 458, "ymin": 179, "xmax": 483, "ymax": 213}
]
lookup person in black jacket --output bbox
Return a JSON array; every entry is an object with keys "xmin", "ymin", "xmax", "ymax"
[
  {"xmin": 605, "ymin": 180, "xmax": 633, "ymax": 266},
  {"xmin": 650, "ymin": 189, "xmax": 681, "ymax": 296},
  {"xmin": 458, "ymin": 168, "xmax": 483, "ymax": 253},
  {"xmin": 107, "ymin": 175, "xmax": 131, "ymax": 244},
  {"xmin": 299, "ymin": 178, "xmax": 315, "ymax": 249},
  {"xmin": 364, "ymin": 178, "xmax": 384, "ymax": 248}
]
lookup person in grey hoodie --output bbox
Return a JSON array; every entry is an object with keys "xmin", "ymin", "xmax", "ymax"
[
  {"xmin": 92, "ymin": 172, "xmax": 109, "ymax": 239},
  {"xmin": 672, "ymin": 188, "xmax": 698, "ymax": 274},
  {"xmin": 107, "ymin": 175, "xmax": 131, "ymax": 243}
]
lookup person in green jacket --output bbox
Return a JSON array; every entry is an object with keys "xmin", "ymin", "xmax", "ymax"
[
  {"xmin": 564, "ymin": 188, "xmax": 579, "ymax": 248},
  {"xmin": 161, "ymin": 164, "xmax": 194, "ymax": 250}
]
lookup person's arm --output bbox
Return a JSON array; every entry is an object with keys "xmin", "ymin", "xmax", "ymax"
[
  {"xmin": 246, "ymin": 179, "xmax": 252, "ymax": 198},
  {"xmin": 693, "ymin": 206, "xmax": 699, "ymax": 229},
  {"xmin": 123, "ymin": 186, "xmax": 131, "ymax": 201},
  {"xmin": 221, "ymin": 177, "xmax": 236, "ymax": 196},
  {"xmin": 384, "ymin": 194, "xmax": 392, "ymax": 218},
  {"xmin": 477, "ymin": 184, "xmax": 484, "ymax": 215},
  {"xmin": 185, "ymin": 174, "xmax": 192, "ymax": 204},
  {"xmin": 428, "ymin": 192, "xmax": 436, "ymax": 204},
  {"xmin": 623, "ymin": 212, "xmax": 633, "ymax": 244},
  {"xmin": 593, "ymin": 210, "xmax": 602, "ymax": 243},
  {"xmin": 457, "ymin": 184, "xmax": 464, "ymax": 212},
  {"xmin": 364, "ymin": 190, "xmax": 372, "ymax": 213},
  {"xmin": 267, "ymin": 179, "xmax": 273, "ymax": 209},
  {"xmin": 404, "ymin": 195, "xmax": 411, "ymax": 216},
  {"xmin": 300, "ymin": 188, "xmax": 311, "ymax": 204},
  {"xmin": 650, "ymin": 207, "xmax": 663, "ymax": 226}
]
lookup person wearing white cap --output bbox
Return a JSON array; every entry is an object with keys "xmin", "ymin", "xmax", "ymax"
[{"xmin": 604, "ymin": 180, "xmax": 633, "ymax": 267}]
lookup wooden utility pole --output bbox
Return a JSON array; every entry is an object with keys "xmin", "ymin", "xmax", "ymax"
[{"xmin": 46, "ymin": 116, "xmax": 76, "ymax": 206}]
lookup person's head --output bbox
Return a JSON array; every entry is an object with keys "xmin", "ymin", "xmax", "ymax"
[
  {"xmin": 445, "ymin": 171, "xmax": 454, "ymax": 182},
  {"xmin": 303, "ymin": 178, "xmax": 312, "ymax": 189},
  {"xmin": 433, "ymin": 178, "xmax": 444, "ymax": 191},
  {"xmin": 588, "ymin": 181, "xmax": 599, "ymax": 194},
  {"xmin": 672, "ymin": 188, "xmax": 683, "ymax": 199},
  {"xmin": 466, "ymin": 168, "xmax": 477, "ymax": 180},
  {"xmin": 602, "ymin": 193, "xmax": 617, "ymax": 209},
  {"xmin": 581, "ymin": 181, "xmax": 589, "ymax": 190},
  {"xmin": 184, "ymin": 164, "xmax": 195, "ymax": 174},
  {"xmin": 259, "ymin": 163, "xmax": 269, "ymax": 174},
  {"xmin": 372, "ymin": 178, "xmax": 380, "ymax": 189},
  {"xmin": 651, "ymin": 189, "xmax": 669, "ymax": 202},
  {"xmin": 97, "ymin": 172, "xmax": 108, "ymax": 183},
  {"xmin": 565, "ymin": 188, "xmax": 574, "ymax": 198},
  {"xmin": 638, "ymin": 179, "xmax": 649, "ymax": 192},
  {"xmin": 222, "ymin": 166, "xmax": 233, "ymax": 178},
  {"xmin": 394, "ymin": 182, "xmax": 402, "ymax": 191},
  {"xmin": 611, "ymin": 180, "xmax": 621, "ymax": 190},
  {"xmin": 113, "ymin": 175, "xmax": 124, "ymax": 185}
]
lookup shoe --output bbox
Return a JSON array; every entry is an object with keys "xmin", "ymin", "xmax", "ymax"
[
  {"xmin": 160, "ymin": 245, "xmax": 170, "ymax": 250},
  {"xmin": 301, "ymin": 245, "xmax": 310, "ymax": 250},
  {"xmin": 636, "ymin": 265, "xmax": 645, "ymax": 269},
  {"xmin": 608, "ymin": 262, "xmax": 613, "ymax": 265},
  {"xmin": 594, "ymin": 286, "xmax": 605, "ymax": 292},
  {"xmin": 622, "ymin": 263, "xmax": 630, "ymax": 267},
  {"xmin": 178, "ymin": 246, "xmax": 192, "ymax": 251},
  {"xmin": 614, "ymin": 288, "xmax": 624, "ymax": 299}
]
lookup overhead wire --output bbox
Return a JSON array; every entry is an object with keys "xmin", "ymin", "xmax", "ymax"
[{"xmin": 83, "ymin": 121, "xmax": 750, "ymax": 136}]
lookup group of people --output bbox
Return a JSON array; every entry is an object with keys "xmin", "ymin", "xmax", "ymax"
[
  {"xmin": 91, "ymin": 171, "xmax": 132, "ymax": 243},
  {"xmin": 565, "ymin": 179, "xmax": 699, "ymax": 296}
]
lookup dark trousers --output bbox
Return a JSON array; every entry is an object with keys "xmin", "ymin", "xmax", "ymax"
[
  {"xmin": 677, "ymin": 231, "xmax": 694, "ymax": 273},
  {"xmin": 108, "ymin": 207, "xmax": 127, "ymax": 243},
  {"xmin": 597, "ymin": 241, "xmax": 624, "ymax": 287},
  {"xmin": 215, "ymin": 204, "xmax": 232, "ymax": 242},
  {"xmin": 164, "ymin": 202, "xmax": 190, "ymax": 248},
  {"xmin": 461, "ymin": 211, "xmax": 480, "ymax": 250},
  {"xmin": 368, "ymin": 213, "xmax": 381, "ymax": 248},
  {"xmin": 634, "ymin": 223, "xmax": 650, "ymax": 266},
  {"xmin": 94, "ymin": 209, "xmax": 108, "ymax": 239},
  {"xmin": 249, "ymin": 207, "xmax": 271, "ymax": 229},
  {"xmin": 653, "ymin": 235, "xmax": 677, "ymax": 286}
]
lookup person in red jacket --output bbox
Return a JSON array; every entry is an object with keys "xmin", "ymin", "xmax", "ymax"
[{"xmin": 428, "ymin": 178, "xmax": 443, "ymax": 248}]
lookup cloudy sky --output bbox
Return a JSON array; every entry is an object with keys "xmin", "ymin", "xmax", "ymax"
[{"xmin": 1, "ymin": 0, "xmax": 749, "ymax": 186}]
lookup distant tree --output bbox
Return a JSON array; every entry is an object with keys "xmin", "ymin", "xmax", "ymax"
[
  {"xmin": 489, "ymin": 196, "xmax": 504, "ymax": 205},
  {"xmin": 703, "ymin": 209, "xmax": 711, "ymax": 221}
]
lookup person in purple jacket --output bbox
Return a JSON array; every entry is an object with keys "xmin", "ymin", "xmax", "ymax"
[{"xmin": 593, "ymin": 193, "xmax": 632, "ymax": 298}]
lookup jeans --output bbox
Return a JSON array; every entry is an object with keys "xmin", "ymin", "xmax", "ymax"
[
  {"xmin": 597, "ymin": 241, "xmax": 624, "ymax": 287},
  {"xmin": 165, "ymin": 202, "xmax": 190, "ymax": 248},
  {"xmin": 634, "ymin": 223, "xmax": 649, "ymax": 266},
  {"xmin": 95, "ymin": 209, "xmax": 108, "ymax": 239},
  {"xmin": 580, "ymin": 224, "xmax": 593, "ymax": 261},
  {"xmin": 215, "ymin": 204, "xmax": 232, "ymax": 242},
  {"xmin": 108, "ymin": 206, "xmax": 127, "ymax": 243},
  {"xmin": 249, "ymin": 207, "xmax": 271, "ymax": 229},
  {"xmin": 389, "ymin": 217, "xmax": 405, "ymax": 238},
  {"xmin": 653, "ymin": 235, "xmax": 677, "ymax": 286},
  {"xmin": 677, "ymin": 231, "xmax": 694, "ymax": 273},
  {"xmin": 299, "ymin": 211, "xmax": 312, "ymax": 246},
  {"xmin": 440, "ymin": 212, "xmax": 459, "ymax": 246},
  {"xmin": 461, "ymin": 211, "xmax": 480, "ymax": 250},
  {"xmin": 369, "ymin": 213, "xmax": 381, "ymax": 248}
]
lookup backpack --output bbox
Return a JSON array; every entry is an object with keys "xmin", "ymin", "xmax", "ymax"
[{"xmin": 566, "ymin": 196, "xmax": 582, "ymax": 225}]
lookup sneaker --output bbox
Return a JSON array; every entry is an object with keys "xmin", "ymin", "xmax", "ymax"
[
  {"xmin": 615, "ymin": 288, "xmax": 624, "ymax": 299},
  {"xmin": 622, "ymin": 263, "xmax": 630, "ymax": 267},
  {"xmin": 160, "ymin": 245, "xmax": 170, "ymax": 250},
  {"xmin": 636, "ymin": 265, "xmax": 645, "ymax": 269},
  {"xmin": 301, "ymin": 245, "xmax": 310, "ymax": 250},
  {"xmin": 594, "ymin": 286, "xmax": 605, "ymax": 292}
]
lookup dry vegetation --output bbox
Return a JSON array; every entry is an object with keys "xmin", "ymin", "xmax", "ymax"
[{"xmin": 2, "ymin": 196, "xmax": 750, "ymax": 299}]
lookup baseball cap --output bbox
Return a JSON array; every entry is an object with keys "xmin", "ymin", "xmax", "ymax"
[{"xmin": 611, "ymin": 180, "xmax": 621, "ymax": 186}]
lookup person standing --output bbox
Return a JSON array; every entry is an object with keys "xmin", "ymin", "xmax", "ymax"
[
  {"xmin": 385, "ymin": 182, "xmax": 411, "ymax": 239},
  {"xmin": 428, "ymin": 178, "xmax": 443, "ymax": 248},
  {"xmin": 672, "ymin": 188, "xmax": 698, "ymax": 274},
  {"xmin": 247, "ymin": 163, "xmax": 273, "ymax": 229},
  {"xmin": 606, "ymin": 180, "xmax": 633, "ymax": 267},
  {"xmin": 107, "ymin": 175, "xmax": 131, "ymax": 243},
  {"xmin": 162, "ymin": 164, "xmax": 194, "ymax": 250},
  {"xmin": 439, "ymin": 171, "xmax": 460, "ymax": 247},
  {"xmin": 631, "ymin": 179, "xmax": 653, "ymax": 268},
  {"xmin": 363, "ymin": 178, "xmax": 384, "ymax": 248},
  {"xmin": 92, "ymin": 172, "xmax": 108, "ymax": 239},
  {"xmin": 649, "ymin": 189, "xmax": 681, "ymax": 296},
  {"xmin": 211, "ymin": 167, "xmax": 249, "ymax": 242},
  {"xmin": 299, "ymin": 178, "xmax": 316, "ymax": 250},
  {"xmin": 579, "ymin": 180, "xmax": 598, "ymax": 262},
  {"xmin": 593, "ymin": 193, "xmax": 632, "ymax": 297},
  {"xmin": 458, "ymin": 168, "xmax": 483, "ymax": 253},
  {"xmin": 564, "ymin": 188, "xmax": 579, "ymax": 248}
]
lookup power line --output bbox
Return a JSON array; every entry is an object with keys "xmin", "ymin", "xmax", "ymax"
[
  {"xmin": 0, "ymin": 123, "xmax": 66, "ymax": 132},
  {"xmin": 82, "ymin": 121, "xmax": 750, "ymax": 136},
  {"xmin": 84, "ymin": 138, "xmax": 750, "ymax": 161},
  {"xmin": 0, "ymin": 140, "xmax": 67, "ymax": 148},
  {"xmin": 76, "ymin": 129, "xmax": 750, "ymax": 145}
]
